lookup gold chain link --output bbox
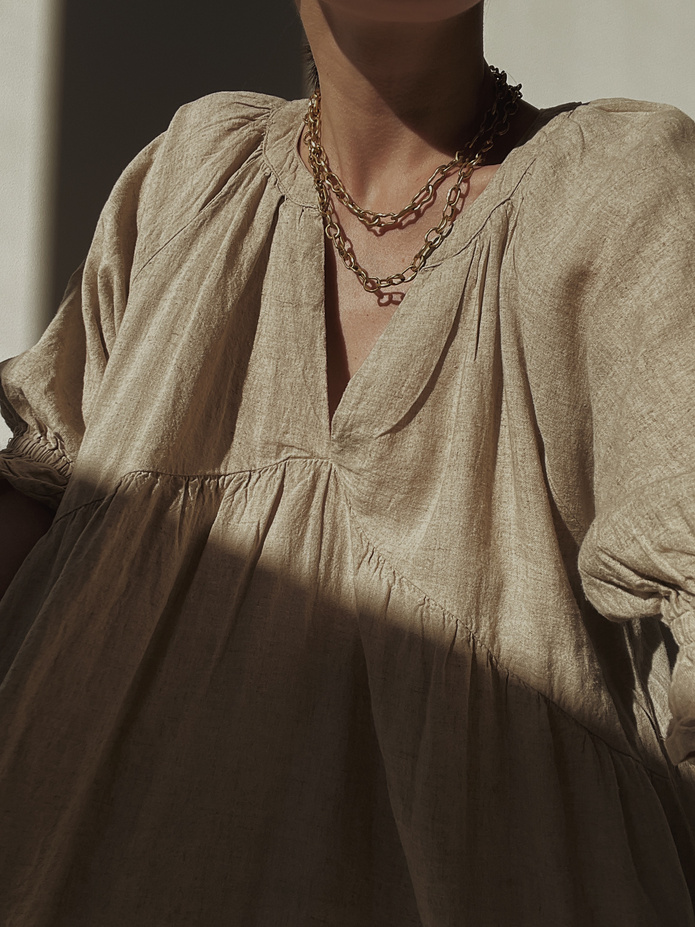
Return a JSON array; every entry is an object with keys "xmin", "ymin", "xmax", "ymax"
[{"xmin": 303, "ymin": 66, "xmax": 522, "ymax": 294}]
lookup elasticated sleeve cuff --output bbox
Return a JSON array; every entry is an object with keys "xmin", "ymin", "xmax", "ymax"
[
  {"xmin": 0, "ymin": 430, "xmax": 71, "ymax": 510},
  {"xmin": 661, "ymin": 593, "xmax": 695, "ymax": 765}
]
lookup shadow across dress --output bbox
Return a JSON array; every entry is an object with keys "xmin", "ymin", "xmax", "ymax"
[{"xmin": 1, "ymin": 92, "xmax": 695, "ymax": 927}]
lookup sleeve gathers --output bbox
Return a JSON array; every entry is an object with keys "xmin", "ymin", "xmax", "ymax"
[
  {"xmin": 571, "ymin": 102, "xmax": 695, "ymax": 765},
  {"xmin": 0, "ymin": 91, "xmax": 275, "ymax": 508}
]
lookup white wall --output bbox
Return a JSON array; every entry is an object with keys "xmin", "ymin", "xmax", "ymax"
[
  {"xmin": 485, "ymin": 0, "xmax": 695, "ymax": 117},
  {"xmin": 0, "ymin": 0, "xmax": 62, "ymax": 445}
]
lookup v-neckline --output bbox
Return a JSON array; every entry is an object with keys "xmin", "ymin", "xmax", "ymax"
[
  {"xmin": 263, "ymin": 97, "xmax": 584, "ymax": 443},
  {"xmin": 320, "ymin": 239, "xmax": 435, "ymax": 437}
]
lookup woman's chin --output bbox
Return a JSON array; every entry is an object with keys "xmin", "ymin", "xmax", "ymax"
[{"xmin": 315, "ymin": 0, "xmax": 483, "ymax": 24}]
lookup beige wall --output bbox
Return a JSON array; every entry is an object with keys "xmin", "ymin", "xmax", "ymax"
[
  {"xmin": 485, "ymin": 0, "xmax": 695, "ymax": 117},
  {"xmin": 1, "ymin": 0, "xmax": 61, "ymax": 445},
  {"xmin": 0, "ymin": 0, "xmax": 61, "ymax": 358},
  {"xmin": 1, "ymin": 0, "xmax": 694, "ymax": 446}
]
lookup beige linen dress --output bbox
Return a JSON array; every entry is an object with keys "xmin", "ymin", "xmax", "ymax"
[{"xmin": 1, "ymin": 92, "xmax": 695, "ymax": 926}]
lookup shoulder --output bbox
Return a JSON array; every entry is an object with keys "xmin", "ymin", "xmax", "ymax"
[
  {"xmin": 561, "ymin": 97, "xmax": 694, "ymax": 145},
  {"xmin": 146, "ymin": 90, "xmax": 287, "ymax": 195},
  {"xmin": 110, "ymin": 90, "xmax": 286, "ymax": 197},
  {"xmin": 101, "ymin": 91, "xmax": 291, "ymax": 269},
  {"xmin": 163, "ymin": 90, "xmax": 284, "ymax": 154},
  {"xmin": 528, "ymin": 98, "xmax": 695, "ymax": 202},
  {"xmin": 506, "ymin": 98, "xmax": 695, "ymax": 337},
  {"xmin": 510, "ymin": 100, "xmax": 695, "ymax": 377},
  {"xmin": 510, "ymin": 98, "xmax": 695, "ymax": 265},
  {"xmin": 103, "ymin": 90, "xmax": 288, "ymax": 213}
]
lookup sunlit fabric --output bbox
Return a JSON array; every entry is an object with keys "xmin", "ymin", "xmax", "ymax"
[{"xmin": 1, "ymin": 93, "xmax": 695, "ymax": 925}]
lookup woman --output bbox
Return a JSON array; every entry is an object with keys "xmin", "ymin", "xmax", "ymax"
[{"xmin": 1, "ymin": 0, "xmax": 694, "ymax": 923}]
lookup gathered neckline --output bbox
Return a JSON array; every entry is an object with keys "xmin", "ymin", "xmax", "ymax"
[{"xmin": 262, "ymin": 96, "xmax": 583, "ymax": 266}]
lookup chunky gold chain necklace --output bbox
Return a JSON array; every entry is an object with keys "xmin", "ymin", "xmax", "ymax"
[{"xmin": 304, "ymin": 66, "xmax": 522, "ymax": 294}]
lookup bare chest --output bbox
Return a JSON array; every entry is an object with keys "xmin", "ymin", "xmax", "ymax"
[
  {"xmin": 323, "ymin": 164, "xmax": 500, "ymax": 419},
  {"xmin": 323, "ymin": 228, "xmax": 414, "ymax": 419}
]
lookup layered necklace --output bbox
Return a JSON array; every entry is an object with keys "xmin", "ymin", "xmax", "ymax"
[{"xmin": 303, "ymin": 66, "xmax": 522, "ymax": 294}]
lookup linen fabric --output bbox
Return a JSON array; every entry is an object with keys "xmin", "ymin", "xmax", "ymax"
[{"xmin": 1, "ymin": 92, "xmax": 695, "ymax": 926}]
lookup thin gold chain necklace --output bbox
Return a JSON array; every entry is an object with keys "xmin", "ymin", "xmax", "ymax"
[{"xmin": 304, "ymin": 66, "xmax": 522, "ymax": 294}]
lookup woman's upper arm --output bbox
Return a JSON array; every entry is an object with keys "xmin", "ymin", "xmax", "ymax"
[
  {"xmin": 0, "ymin": 134, "xmax": 164, "ymax": 514},
  {"xmin": 574, "ymin": 104, "xmax": 695, "ymax": 765}
]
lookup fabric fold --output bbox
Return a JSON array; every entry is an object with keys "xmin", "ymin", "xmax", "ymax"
[
  {"xmin": 0, "ymin": 429, "xmax": 71, "ymax": 507},
  {"xmin": 2, "ymin": 92, "xmax": 695, "ymax": 924},
  {"xmin": 578, "ymin": 472, "xmax": 695, "ymax": 768},
  {"xmin": 663, "ymin": 593, "xmax": 695, "ymax": 764}
]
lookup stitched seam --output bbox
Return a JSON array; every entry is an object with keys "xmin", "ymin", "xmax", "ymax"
[
  {"xmin": 130, "ymin": 148, "xmax": 268, "ymax": 286},
  {"xmin": 341, "ymin": 492, "xmax": 671, "ymax": 780},
  {"xmin": 425, "ymin": 107, "xmax": 580, "ymax": 267},
  {"xmin": 104, "ymin": 457, "xmax": 329, "ymax": 482},
  {"xmin": 47, "ymin": 457, "xmax": 671, "ymax": 778},
  {"xmin": 261, "ymin": 103, "xmax": 317, "ymax": 209},
  {"xmin": 53, "ymin": 494, "xmax": 111, "ymax": 526},
  {"xmin": 427, "ymin": 157, "xmax": 538, "ymax": 268},
  {"xmin": 52, "ymin": 457, "xmax": 330, "ymax": 521}
]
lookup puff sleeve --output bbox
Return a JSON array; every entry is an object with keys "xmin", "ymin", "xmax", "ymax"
[
  {"xmin": 0, "ymin": 136, "xmax": 161, "ymax": 509},
  {"xmin": 577, "ymin": 104, "xmax": 695, "ymax": 765}
]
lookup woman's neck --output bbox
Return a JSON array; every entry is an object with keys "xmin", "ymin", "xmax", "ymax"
[{"xmin": 299, "ymin": 3, "xmax": 489, "ymax": 212}]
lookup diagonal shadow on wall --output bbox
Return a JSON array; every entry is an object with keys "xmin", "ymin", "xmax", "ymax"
[{"xmin": 49, "ymin": 0, "xmax": 304, "ymax": 317}]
